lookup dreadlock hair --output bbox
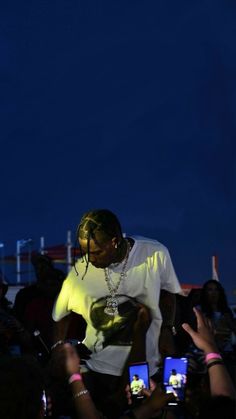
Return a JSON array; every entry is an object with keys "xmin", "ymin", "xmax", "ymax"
[{"xmin": 75, "ymin": 209, "xmax": 123, "ymax": 280}]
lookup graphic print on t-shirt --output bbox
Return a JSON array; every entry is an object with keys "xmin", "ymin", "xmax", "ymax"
[{"xmin": 90, "ymin": 295, "xmax": 139, "ymax": 348}]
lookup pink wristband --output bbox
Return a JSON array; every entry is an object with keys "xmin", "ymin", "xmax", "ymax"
[
  {"xmin": 68, "ymin": 373, "xmax": 82, "ymax": 384},
  {"xmin": 205, "ymin": 352, "xmax": 222, "ymax": 363}
]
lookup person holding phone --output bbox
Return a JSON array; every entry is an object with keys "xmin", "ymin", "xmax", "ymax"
[
  {"xmin": 182, "ymin": 307, "xmax": 236, "ymax": 419},
  {"xmin": 121, "ymin": 307, "xmax": 236, "ymax": 419},
  {"xmin": 121, "ymin": 384, "xmax": 176, "ymax": 419},
  {"xmin": 182, "ymin": 307, "xmax": 236, "ymax": 400}
]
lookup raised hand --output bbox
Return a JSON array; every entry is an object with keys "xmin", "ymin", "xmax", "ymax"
[{"xmin": 182, "ymin": 307, "xmax": 218, "ymax": 354}]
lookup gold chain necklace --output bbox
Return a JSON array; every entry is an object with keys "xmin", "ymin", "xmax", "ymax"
[{"xmin": 104, "ymin": 240, "xmax": 130, "ymax": 316}]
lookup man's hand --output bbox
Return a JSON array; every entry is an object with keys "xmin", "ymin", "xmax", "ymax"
[{"xmin": 159, "ymin": 327, "xmax": 177, "ymax": 358}]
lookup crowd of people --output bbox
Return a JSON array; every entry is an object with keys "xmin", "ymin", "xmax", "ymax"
[{"xmin": 0, "ymin": 209, "xmax": 235, "ymax": 419}]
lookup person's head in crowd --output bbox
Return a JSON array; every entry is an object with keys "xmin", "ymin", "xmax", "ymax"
[
  {"xmin": 0, "ymin": 356, "xmax": 45, "ymax": 419},
  {"xmin": 31, "ymin": 253, "xmax": 53, "ymax": 281},
  {"xmin": 31, "ymin": 253, "xmax": 65, "ymax": 297},
  {"xmin": 200, "ymin": 279, "xmax": 230, "ymax": 315}
]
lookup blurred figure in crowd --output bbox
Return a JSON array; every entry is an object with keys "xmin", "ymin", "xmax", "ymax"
[
  {"xmin": 14, "ymin": 253, "xmax": 65, "ymax": 350},
  {"xmin": 200, "ymin": 279, "xmax": 236, "ymax": 355}
]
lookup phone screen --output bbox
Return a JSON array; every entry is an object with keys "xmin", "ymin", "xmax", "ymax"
[
  {"xmin": 163, "ymin": 357, "xmax": 188, "ymax": 405},
  {"xmin": 128, "ymin": 362, "xmax": 150, "ymax": 402}
]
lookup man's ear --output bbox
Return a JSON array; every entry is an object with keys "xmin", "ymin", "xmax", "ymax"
[{"xmin": 111, "ymin": 237, "xmax": 119, "ymax": 249}]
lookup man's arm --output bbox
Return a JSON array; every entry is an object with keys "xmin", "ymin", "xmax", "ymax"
[
  {"xmin": 53, "ymin": 313, "xmax": 73, "ymax": 344},
  {"xmin": 158, "ymin": 245, "xmax": 182, "ymax": 357},
  {"xmin": 51, "ymin": 275, "xmax": 73, "ymax": 346}
]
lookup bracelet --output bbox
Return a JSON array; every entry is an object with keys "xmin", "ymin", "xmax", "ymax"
[
  {"xmin": 205, "ymin": 352, "xmax": 222, "ymax": 363},
  {"xmin": 51, "ymin": 340, "xmax": 64, "ymax": 350},
  {"xmin": 207, "ymin": 360, "xmax": 224, "ymax": 369},
  {"xmin": 162, "ymin": 325, "xmax": 177, "ymax": 336},
  {"xmin": 68, "ymin": 373, "xmax": 82, "ymax": 384},
  {"xmin": 73, "ymin": 390, "xmax": 89, "ymax": 399}
]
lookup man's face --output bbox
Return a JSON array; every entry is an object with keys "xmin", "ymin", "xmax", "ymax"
[{"xmin": 79, "ymin": 237, "xmax": 116, "ymax": 269}]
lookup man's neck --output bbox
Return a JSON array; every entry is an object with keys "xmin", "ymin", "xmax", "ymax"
[{"xmin": 112, "ymin": 237, "xmax": 134, "ymax": 265}]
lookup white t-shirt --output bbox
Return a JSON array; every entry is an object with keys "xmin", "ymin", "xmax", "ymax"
[
  {"xmin": 169, "ymin": 373, "xmax": 182, "ymax": 388},
  {"xmin": 130, "ymin": 378, "xmax": 145, "ymax": 395},
  {"xmin": 52, "ymin": 237, "xmax": 181, "ymax": 376}
]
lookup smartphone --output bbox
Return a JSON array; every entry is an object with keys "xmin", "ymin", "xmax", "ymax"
[
  {"xmin": 163, "ymin": 357, "xmax": 188, "ymax": 405},
  {"xmin": 128, "ymin": 362, "xmax": 150, "ymax": 404}
]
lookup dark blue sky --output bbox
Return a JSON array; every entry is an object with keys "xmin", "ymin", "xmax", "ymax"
[{"xmin": 1, "ymin": 1, "xmax": 236, "ymax": 301}]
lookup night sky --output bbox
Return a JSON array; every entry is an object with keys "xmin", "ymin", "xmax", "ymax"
[{"xmin": 1, "ymin": 1, "xmax": 236, "ymax": 301}]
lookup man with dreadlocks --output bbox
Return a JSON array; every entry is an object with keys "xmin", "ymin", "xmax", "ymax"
[{"xmin": 52, "ymin": 209, "xmax": 181, "ymax": 414}]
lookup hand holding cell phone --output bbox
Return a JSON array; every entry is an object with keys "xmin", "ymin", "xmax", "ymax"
[{"xmin": 128, "ymin": 362, "xmax": 150, "ymax": 399}]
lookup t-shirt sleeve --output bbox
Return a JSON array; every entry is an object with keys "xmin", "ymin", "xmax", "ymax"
[
  {"xmin": 52, "ymin": 276, "xmax": 72, "ymax": 321},
  {"xmin": 160, "ymin": 248, "xmax": 182, "ymax": 294}
]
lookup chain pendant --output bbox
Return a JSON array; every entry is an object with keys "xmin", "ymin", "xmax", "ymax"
[
  {"xmin": 104, "ymin": 296, "xmax": 119, "ymax": 316},
  {"xmin": 103, "ymin": 239, "xmax": 131, "ymax": 317}
]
